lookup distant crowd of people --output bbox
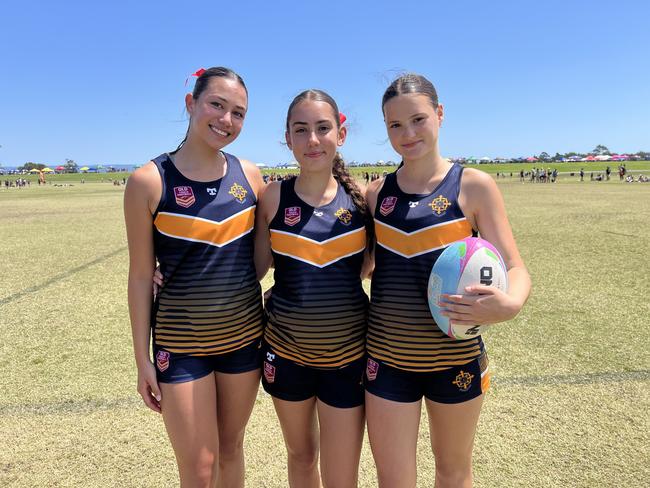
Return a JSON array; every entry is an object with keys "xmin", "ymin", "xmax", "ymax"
[
  {"xmin": 4, "ymin": 178, "xmax": 30, "ymax": 188},
  {"xmin": 517, "ymin": 168, "xmax": 559, "ymax": 183}
]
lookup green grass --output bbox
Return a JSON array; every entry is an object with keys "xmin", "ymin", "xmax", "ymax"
[
  {"xmin": 2, "ymin": 161, "xmax": 649, "ymax": 185},
  {"xmin": 1, "ymin": 180, "xmax": 649, "ymax": 487}
]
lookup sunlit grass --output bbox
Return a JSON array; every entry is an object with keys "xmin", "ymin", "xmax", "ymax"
[{"xmin": 1, "ymin": 179, "xmax": 648, "ymax": 487}]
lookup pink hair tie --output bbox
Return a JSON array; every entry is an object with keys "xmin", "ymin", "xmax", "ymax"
[
  {"xmin": 339, "ymin": 112, "xmax": 347, "ymax": 125},
  {"xmin": 185, "ymin": 68, "xmax": 206, "ymax": 86}
]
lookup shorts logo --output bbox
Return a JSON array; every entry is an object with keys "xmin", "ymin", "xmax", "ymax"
[
  {"xmin": 452, "ymin": 370, "xmax": 474, "ymax": 392},
  {"xmin": 408, "ymin": 201, "xmax": 419, "ymax": 208},
  {"xmin": 335, "ymin": 207, "xmax": 352, "ymax": 225},
  {"xmin": 264, "ymin": 362, "xmax": 276, "ymax": 384},
  {"xmin": 266, "ymin": 352, "xmax": 275, "ymax": 362},
  {"xmin": 229, "ymin": 183, "xmax": 248, "ymax": 204},
  {"xmin": 174, "ymin": 186, "xmax": 195, "ymax": 208},
  {"xmin": 366, "ymin": 358, "xmax": 379, "ymax": 381},
  {"xmin": 429, "ymin": 195, "xmax": 451, "ymax": 216},
  {"xmin": 284, "ymin": 206, "xmax": 301, "ymax": 226},
  {"xmin": 156, "ymin": 350, "xmax": 170, "ymax": 372},
  {"xmin": 379, "ymin": 196, "xmax": 397, "ymax": 216}
]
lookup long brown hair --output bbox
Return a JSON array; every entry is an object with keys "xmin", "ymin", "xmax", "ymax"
[{"xmin": 286, "ymin": 89, "xmax": 374, "ymax": 245}]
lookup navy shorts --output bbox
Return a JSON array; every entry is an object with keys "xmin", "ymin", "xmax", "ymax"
[
  {"xmin": 154, "ymin": 339, "xmax": 261, "ymax": 384},
  {"xmin": 364, "ymin": 352, "xmax": 490, "ymax": 404},
  {"xmin": 260, "ymin": 341, "xmax": 365, "ymax": 409}
]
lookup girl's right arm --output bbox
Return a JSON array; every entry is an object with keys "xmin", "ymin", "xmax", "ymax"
[{"xmin": 124, "ymin": 163, "xmax": 163, "ymax": 413}]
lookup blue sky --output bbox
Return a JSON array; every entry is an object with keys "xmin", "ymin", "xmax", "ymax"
[{"xmin": 1, "ymin": 0, "xmax": 648, "ymax": 167}]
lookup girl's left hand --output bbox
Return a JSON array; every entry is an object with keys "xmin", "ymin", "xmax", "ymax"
[{"xmin": 439, "ymin": 285, "xmax": 522, "ymax": 326}]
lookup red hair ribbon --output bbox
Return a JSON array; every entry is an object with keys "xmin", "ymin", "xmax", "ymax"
[
  {"xmin": 339, "ymin": 112, "xmax": 347, "ymax": 125},
  {"xmin": 185, "ymin": 68, "xmax": 206, "ymax": 86}
]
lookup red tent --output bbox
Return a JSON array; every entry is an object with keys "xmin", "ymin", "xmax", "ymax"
[{"xmin": 55, "ymin": 165, "xmax": 65, "ymax": 171}]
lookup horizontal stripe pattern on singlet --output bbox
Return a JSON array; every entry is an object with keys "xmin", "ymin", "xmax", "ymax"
[
  {"xmin": 151, "ymin": 152, "xmax": 263, "ymax": 355},
  {"xmin": 367, "ymin": 164, "xmax": 484, "ymax": 372},
  {"xmin": 265, "ymin": 179, "xmax": 368, "ymax": 368}
]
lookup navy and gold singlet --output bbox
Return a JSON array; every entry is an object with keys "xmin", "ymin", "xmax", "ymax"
[
  {"xmin": 265, "ymin": 179, "xmax": 368, "ymax": 368},
  {"xmin": 151, "ymin": 153, "xmax": 263, "ymax": 356},
  {"xmin": 367, "ymin": 163, "xmax": 483, "ymax": 372}
]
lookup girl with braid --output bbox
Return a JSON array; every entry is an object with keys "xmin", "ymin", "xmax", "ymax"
[{"xmin": 254, "ymin": 89, "xmax": 372, "ymax": 488}]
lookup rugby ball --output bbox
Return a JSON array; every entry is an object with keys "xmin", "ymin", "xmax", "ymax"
[{"xmin": 427, "ymin": 237, "xmax": 508, "ymax": 339}]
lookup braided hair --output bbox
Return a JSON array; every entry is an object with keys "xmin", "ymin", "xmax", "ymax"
[{"xmin": 286, "ymin": 89, "xmax": 374, "ymax": 246}]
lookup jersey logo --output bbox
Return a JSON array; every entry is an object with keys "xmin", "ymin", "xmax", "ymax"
[
  {"xmin": 408, "ymin": 201, "xmax": 419, "ymax": 208},
  {"xmin": 156, "ymin": 350, "xmax": 170, "ymax": 372},
  {"xmin": 173, "ymin": 186, "xmax": 195, "ymax": 208},
  {"xmin": 429, "ymin": 195, "xmax": 451, "ymax": 216},
  {"xmin": 452, "ymin": 370, "xmax": 474, "ymax": 392},
  {"xmin": 379, "ymin": 196, "xmax": 397, "ymax": 216},
  {"xmin": 206, "ymin": 187, "xmax": 217, "ymax": 196},
  {"xmin": 284, "ymin": 206, "xmax": 301, "ymax": 226},
  {"xmin": 335, "ymin": 207, "xmax": 353, "ymax": 225},
  {"xmin": 264, "ymin": 362, "xmax": 276, "ymax": 383},
  {"xmin": 228, "ymin": 182, "xmax": 248, "ymax": 204},
  {"xmin": 313, "ymin": 210, "xmax": 324, "ymax": 217},
  {"xmin": 366, "ymin": 358, "xmax": 379, "ymax": 381}
]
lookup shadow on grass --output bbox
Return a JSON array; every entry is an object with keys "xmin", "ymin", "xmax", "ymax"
[{"xmin": 0, "ymin": 246, "xmax": 127, "ymax": 306}]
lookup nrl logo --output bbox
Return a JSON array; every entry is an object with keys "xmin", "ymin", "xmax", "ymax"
[{"xmin": 379, "ymin": 196, "xmax": 397, "ymax": 216}]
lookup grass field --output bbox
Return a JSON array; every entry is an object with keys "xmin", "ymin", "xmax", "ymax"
[
  {"xmin": 2, "ymin": 160, "xmax": 649, "ymax": 185},
  {"xmin": 1, "ymin": 178, "xmax": 649, "ymax": 487}
]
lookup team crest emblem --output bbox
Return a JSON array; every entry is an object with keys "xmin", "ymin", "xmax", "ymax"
[
  {"xmin": 174, "ymin": 186, "xmax": 195, "ymax": 208},
  {"xmin": 429, "ymin": 195, "xmax": 451, "ymax": 216},
  {"xmin": 156, "ymin": 350, "xmax": 170, "ymax": 372},
  {"xmin": 366, "ymin": 358, "xmax": 379, "ymax": 381},
  {"xmin": 264, "ymin": 362, "xmax": 276, "ymax": 384},
  {"xmin": 335, "ymin": 207, "xmax": 353, "ymax": 225},
  {"xmin": 379, "ymin": 196, "xmax": 397, "ymax": 216},
  {"xmin": 452, "ymin": 370, "xmax": 474, "ymax": 392},
  {"xmin": 284, "ymin": 206, "xmax": 301, "ymax": 226},
  {"xmin": 228, "ymin": 182, "xmax": 248, "ymax": 204}
]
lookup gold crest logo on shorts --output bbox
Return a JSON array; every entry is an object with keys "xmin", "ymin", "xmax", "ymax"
[
  {"xmin": 335, "ymin": 207, "xmax": 352, "ymax": 225},
  {"xmin": 452, "ymin": 370, "xmax": 474, "ymax": 392},
  {"xmin": 429, "ymin": 195, "xmax": 451, "ymax": 215},
  {"xmin": 229, "ymin": 183, "xmax": 248, "ymax": 204}
]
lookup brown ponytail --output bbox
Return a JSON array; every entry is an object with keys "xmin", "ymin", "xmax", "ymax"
[
  {"xmin": 287, "ymin": 89, "xmax": 375, "ymax": 248},
  {"xmin": 332, "ymin": 152, "xmax": 374, "ymax": 248}
]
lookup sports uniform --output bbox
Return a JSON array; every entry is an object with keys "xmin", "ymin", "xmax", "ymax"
[
  {"xmin": 151, "ymin": 152, "xmax": 264, "ymax": 383},
  {"xmin": 261, "ymin": 178, "xmax": 368, "ymax": 408},
  {"xmin": 366, "ymin": 163, "xmax": 490, "ymax": 403}
]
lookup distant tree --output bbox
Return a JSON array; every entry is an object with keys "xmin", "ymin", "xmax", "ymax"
[
  {"xmin": 18, "ymin": 162, "xmax": 46, "ymax": 171},
  {"xmin": 592, "ymin": 145, "xmax": 611, "ymax": 155},
  {"xmin": 64, "ymin": 159, "xmax": 78, "ymax": 173},
  {"xmin": 539, "ymin": 152, "xmax": 550, "ymax": 161},
  {"xmin": 553, "ymin": 152, "xmax": 563, "ymax": 161}
]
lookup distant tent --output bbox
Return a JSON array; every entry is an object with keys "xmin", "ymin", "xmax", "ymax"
[
  {"xmin": 80, "ymin": 166, "xmax": 90, "ymax": 172},
  {"xmin": 29, "ymin": 168, "xmax": 41, "ymax": 173},
  {"xmin": 526, "ymin": 157, "xmax": 537, "ymax": 162},
  {"xmin": 55, "ymin": 165, "xmax": 65, "ymax": 171},
  {"xmin": 42, "ymin": 168, "xmax": 54, "ymax": 172}
]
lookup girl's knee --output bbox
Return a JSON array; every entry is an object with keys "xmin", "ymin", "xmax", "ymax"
[
  {"xmin": 434, "ymin": 459, "xmax": 472, "ymax": 488},
  {"xmin": 179, "ymin": 452, "xmax": 218, "ymax": 488},
  {"xmin": 287, "ymin": 446, "xmax": 319, "ymax": 471}
]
